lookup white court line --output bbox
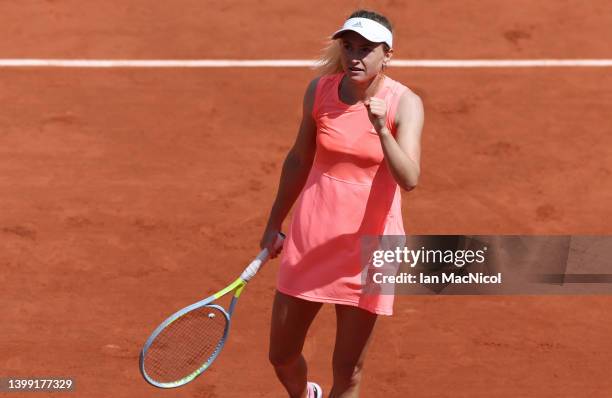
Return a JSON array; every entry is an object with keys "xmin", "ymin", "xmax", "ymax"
[{"xmin": 0, "ymin": 59, "xmax": 612, "ymax": 68}]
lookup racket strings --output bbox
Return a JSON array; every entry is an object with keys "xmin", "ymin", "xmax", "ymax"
[{"xmin": 143, "ymin": 305, "xmax": 228, "ymax": 383}]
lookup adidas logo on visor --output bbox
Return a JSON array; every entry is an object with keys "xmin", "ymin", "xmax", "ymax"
[{"xmin": 351, "ymin": 21, "xmax": 363, "ymax": 27}]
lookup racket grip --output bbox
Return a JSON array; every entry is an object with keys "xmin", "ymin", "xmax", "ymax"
[{"xmin": 240, "ymin": 232, "xmax": 285, "ymax": 282}]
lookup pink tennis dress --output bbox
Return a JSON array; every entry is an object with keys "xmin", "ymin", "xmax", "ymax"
[{"xmin": 277, "ymin": 72, "xmax": 409, "ymax": 315}]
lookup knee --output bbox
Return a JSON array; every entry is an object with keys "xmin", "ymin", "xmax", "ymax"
[
  {"xmin": 333, "ymin": 360, "xmax": 365, "ymax": 388},
  {"xmin": 269, "ymin": 348, "xmax": 301, "ymax": 369}
]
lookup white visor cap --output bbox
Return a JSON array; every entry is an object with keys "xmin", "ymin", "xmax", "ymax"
[{"xmin": 332, "ymin": 17, "xmax": 393, "ymax": 48}]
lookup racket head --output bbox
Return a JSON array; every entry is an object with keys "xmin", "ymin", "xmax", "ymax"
[{"xmin": 139, "ymin": 302, "xmax": 232, "ymax": 388}]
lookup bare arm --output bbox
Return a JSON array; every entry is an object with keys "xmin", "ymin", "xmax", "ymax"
[
  {"xmin": 260, "ymin": 77, "xmax": 319, "ymax": 255},
  {"xmin": 366, "ymin": 91, "xmax": 424, "ymax": 191}
]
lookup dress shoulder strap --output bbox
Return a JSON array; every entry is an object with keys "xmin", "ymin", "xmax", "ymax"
[
  {"xmin": 312, "ymin": 73, "xmax": 343, "ymax": 119},
  {"xmin": 383, "ymin": 77, "xmax": 410, "ymax": 134}
]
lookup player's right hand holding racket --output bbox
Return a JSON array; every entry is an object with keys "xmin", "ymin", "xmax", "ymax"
[
  {"xmin": 260, "ymin": 224, "xmax": 284, "ymax": 259},
  {"xmin": 139, "ymin": 233, "xmax": 284, "ymax": 388}
]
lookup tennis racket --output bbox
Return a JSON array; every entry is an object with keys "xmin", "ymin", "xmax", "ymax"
[{"xmin": 139, "ymin": 232, "xmax": 284, "ymax": 388}]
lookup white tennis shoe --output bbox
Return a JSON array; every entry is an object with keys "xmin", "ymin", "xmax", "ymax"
[{"xmin": 307, "ymin": 381, "xmax": 323, "ymax": 398}]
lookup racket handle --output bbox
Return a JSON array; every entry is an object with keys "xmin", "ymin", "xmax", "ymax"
[{"xmin": 240, "ymin": 232, "xmax": 285, "ymax": 282}]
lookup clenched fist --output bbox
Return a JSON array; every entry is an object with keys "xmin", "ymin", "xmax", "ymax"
[{"xmin": 364, "ymin": 97, "xmax": 388, "ymax": 135}]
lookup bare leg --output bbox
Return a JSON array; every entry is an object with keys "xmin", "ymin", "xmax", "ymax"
[
  {"xmin": 269, "ymin": 291, "xmax": 323, "ymax": 398},
  {"xmin": 328, "ymin": 304, "xmax": 377, "ymax": 398}
]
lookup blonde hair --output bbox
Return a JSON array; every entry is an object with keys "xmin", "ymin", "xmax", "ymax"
[{"xmin": 313, "ymin": 39, "xmax": 344, "ymax": 76}]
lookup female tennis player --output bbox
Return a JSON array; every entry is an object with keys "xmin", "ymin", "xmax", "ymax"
[{"xmin": 260, "ymin": 9, "xmax": 424, "ymax": 398}]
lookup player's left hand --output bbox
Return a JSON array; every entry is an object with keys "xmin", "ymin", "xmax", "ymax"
[{"xmin": 364, "ymin": 97, "xmax": 388, "ymax": 134}]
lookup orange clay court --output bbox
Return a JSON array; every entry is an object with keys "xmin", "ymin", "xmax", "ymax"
[{"xmin": 1, "ymin": 1, "xmax": 612, "ymax": 397}]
